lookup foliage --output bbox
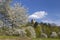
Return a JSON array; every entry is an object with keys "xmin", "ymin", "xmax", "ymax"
[
  {"xmin": 39, "ymin": 22, "xmax": 60, "ymax": 38},
  {"xmin": 0, "ymin": 0, "xmax": 28, "ymax": 28},
  {"xmin": 25, "ymin": 26, "xmax": 36, "ymax": 38},
  {"xmin": 34, "ymin": 25, "xmax": 41, "ymax": 38},
  {"xmin": 25, "ymin": 29, "xmax": 31, "ymax": 37},
  {"xmin": 9, "ymin": 2, "xmax": 28, "ymax": 26},
  {"xmin": 0, "ymin": 0, "xmax": 60, "ymax": 39},
  {"xmin": 50, "ymin": 32, "xmax": 58, "ymax": 38},
  {"xmin": 33, "ymin": 22, "xmax": 38, "ymax": 28}
]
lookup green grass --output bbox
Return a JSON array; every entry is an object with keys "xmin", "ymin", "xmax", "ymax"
[
  {"xmin": 0, "ymin": 36, "xmax": 18, "ymax": 38},
  {"xmin": 32, "ymin": 38, "xmax": 60, "ymax": 40},
  {"xmin": 0, "ymin": 36, "xmax": 60, "ymax": 40}
]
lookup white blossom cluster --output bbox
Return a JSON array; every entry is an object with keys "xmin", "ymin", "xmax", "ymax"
[
  {"xmin": 50, "ymin": 32, "xmax": 58, "ymax": 38},
  {"xmin": 26, "ymin": 26, "xmax": 36, "ymax": 38},
  {"xmin": 41, "ymin": 33, "xmax": 48, "ymax": 38},
  {"xmin": 0, "ymin": 0, "xmax": 28, "ymax": 27}
]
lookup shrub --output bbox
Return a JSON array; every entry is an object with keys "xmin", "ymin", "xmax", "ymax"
[
  {"xmin": 40, "ymin": 33, "xmax": 48, "ymax": 38},
  {"xmin": 34, "ymin": 25, "xmax": 41, "ymax": 38},
  {"xmin": 25, "ymin": 26, "xmax": 36, "ymax": 38},
  {"xmin": 50, "ymin": 32, "xmax": 58, "ymax": 38}
]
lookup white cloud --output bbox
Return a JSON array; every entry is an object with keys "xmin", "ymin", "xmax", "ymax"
[
  {"xmin": 29, "ymin": 11, "xmax": 47, "ymax": 19},
  {"xmin": 42, "ymin": 20, "xmax": 54, "ymax": 23}
]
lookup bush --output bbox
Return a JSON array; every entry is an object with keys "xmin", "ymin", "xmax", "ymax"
[
  {"xmin": 50, "ymin": 32, "xmax": 58, "ymax": 38},
  {"xmin": 58, "ymin": 32, "xmax": 60, "ymax": 38},
  {"xmin": 25, "ymin": 29, "xmax": 31, "ymax": 37},
  {"xmin": 25, "ymin": 26, "xmax": 36, "ymax": 38},
  {"xmin": 40, "ymin": 33, "xmax": 48, "ymax": 38},
  {"xmin": 34, "ymin": 25, "xmax": 41, "ymax": 38}
]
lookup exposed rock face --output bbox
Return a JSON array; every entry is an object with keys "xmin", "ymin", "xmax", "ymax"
[{"xmin": 50, "ymin": 32, "xmax": 58, "ymax": 38}]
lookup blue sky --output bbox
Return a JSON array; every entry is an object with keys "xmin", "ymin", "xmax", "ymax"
[{"xmin": 12, "ymin": 0, "xmax": 60, "ymax": 26}]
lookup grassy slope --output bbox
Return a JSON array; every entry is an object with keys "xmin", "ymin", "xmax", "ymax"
[
  {"xmin": 32, "ymin": 38, "xmax": 60, "ymax": 40},
  {"xmin": 0, "ymin": 36, "xmax": 60, "ymax": 40}
]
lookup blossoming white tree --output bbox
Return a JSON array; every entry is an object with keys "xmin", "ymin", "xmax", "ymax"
[
  {"xmin": 10, "ymin": 3, "xmax": 28, "ymax": 26},
  {"xmin": 0, "ymin": 0, "xmax": 28, "ymax": 28}
]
